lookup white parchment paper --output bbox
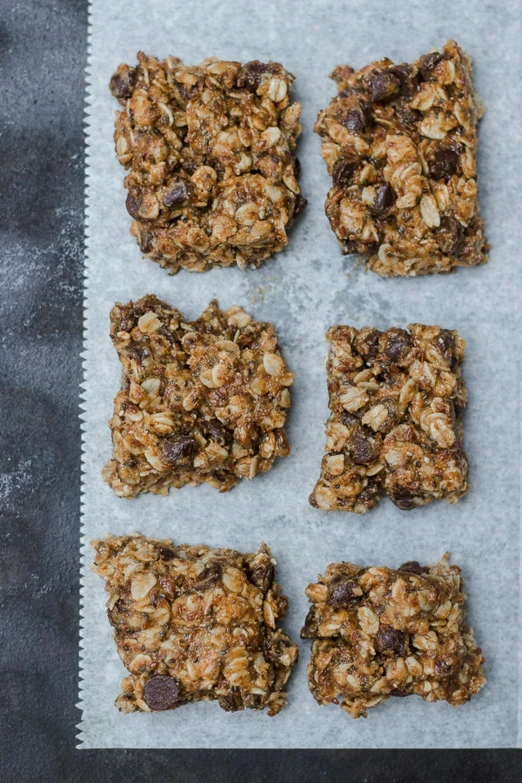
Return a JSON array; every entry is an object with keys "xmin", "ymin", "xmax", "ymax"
[{"xmin": 79, "ymin": 0, "xmax": 522, "ymax": 748}]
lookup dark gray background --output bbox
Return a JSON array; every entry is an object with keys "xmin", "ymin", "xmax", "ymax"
[{"xmin": 1, "ymin": 0, "xmax": 520, "ymax": 779}]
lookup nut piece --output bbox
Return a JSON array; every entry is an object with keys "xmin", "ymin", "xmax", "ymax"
[
  {"xmin": 92, "ymin": 535, "xmax": 298, "ymax": 716},
  {"xmin": 110, "ymin": 53, "xmax": 306, "ymax": 274},
  {"xmin": 309, "ymin": 323, "xmax": 468, "ymax": 513},
  {"xmin": 102, "ymin": 294, "xmax": 292, "ymax": 498},
  {"xmin": 301, "ymin": 554, "xmax": 486, "ymax": 717},
  {"xmin": 315, "ymin": 40, "xmax": 487, "ymax": 276}
]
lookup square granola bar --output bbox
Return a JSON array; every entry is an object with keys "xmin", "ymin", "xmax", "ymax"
[
  {"xmin": 102, "ymin": 295, "xmax": 293, "ymax": 498},
  {"xmin": 309, "ymin": 324, "xmax": 468, "ymax": 512},
  {"xmin": 301, "ymin": 555, "xmax": 485, "ymax": 718},
  {"xmin": 315, "ymin": 40, "xmax": 487, "ymax": 276},
  {"xmin": 92, "ymin": 535, "xmax": 298, "ymax": 716},
  {"xmin": 110, "ymin": 53, "xmax": 305, "ymax": 274}
]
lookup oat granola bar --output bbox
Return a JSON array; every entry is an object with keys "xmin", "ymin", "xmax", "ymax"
[
  {"xmin": 92, "ymin": 535, "xmax": 298, "ymax": 716},
  {"xmin": 102, "ymin": 295, "xmax": 293, "ymax": 498},
  {"xmin": 315, "ymin": 40, "xmax": 487, "ymax": 276},
  {"xmin": 309, "ymin": 324, "xmax": 468, "ymax": 512},
  {"xmin": 110, "ymin": 53, "xmax": 305, "ymax": 273},
  {"xmin": 301, "ymin": 554, "xmax": 485, "ymax": 717}
]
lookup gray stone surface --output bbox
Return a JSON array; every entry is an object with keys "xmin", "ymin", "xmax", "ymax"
[{"xmin": 0, "ymin": 0, "xmax": 520, "ymax": 778}]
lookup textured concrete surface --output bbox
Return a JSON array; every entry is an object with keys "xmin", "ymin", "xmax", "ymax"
[{"xmin": 0, "ymin": 0, "xmax": 520, "ymax": 779}]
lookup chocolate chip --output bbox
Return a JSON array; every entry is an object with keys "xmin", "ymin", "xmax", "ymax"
[
  {"xmin": 158, "ymin": 546, "xmax": 175, "ymax": 561},
  {"xmin": 390, "ymin": 489, "xmax": 416, "ymax": 510},
  {"xmin": 376, "ymin": 626, "xmax": 408, "ymax": 656},
  {"xmin": 370, "ymin": 183, "xmax": 394, "ymax": 216},
  {"xmin": 161, "ymin": 436, "xmax": 196, "ymax": 469},
  {"xmin": 359, "ymin": 329, "xmax": 382, "ymax": 362},
  {"xmin": 342, "ymin": 240, "xmax": 359, "ymax": 254},
  {"xmin": 138, "ymin": 229, "xmax": 154, "ymax": 254},
  {"xmin": 300, "ymin": 607, "xmax": 318, "ymax": 638},
  {"xmin": 205, "ymin": 418, "xmax": 233, "ymax": 447},
  {"xmin": 390, "ymin": 64, "xmax": 416, "ymax": 97},
  {"xmin": 390, "ymin": 687, "xmax": 411, "ymax": 697},
  {"xmin": 399, "ymin": 561, "xmax": 429, "ymax": 575},
  {"xmin": 437, "ymin": 216, "xmax": 464, "ymax": 255},
  {"xmin": 248, "ymin": 561, "xmax": 275, "ymax": 594},
  {"xmin": 350, "ymin": 431, "xmax": 377, "ymax": 465},
  {"xmin": 396, "ymin": 105, "xmax": 421, "ymax": 128},
  {"xmin": 429, "ymin": 148, "xmax": 461, "ymax": 181},
  {"xmin": 293, "ymin": 194, "xmax": 308, "ymax": 217},
  {"xmin": 126, "ymin": 193, "xmax": 142, "ymax": 219},
  {"xmin": 235, "ymin": 60, "xmax": 271, "ymax": 92},
  {"xmin": 327, "ymin": 576, "xmax": 360, "ymax": 607},
  {"xmin": 340, "ymin": 412, "xmax": 359, "ymax": 428},
  {"xmin": 110, "ymin": 66, "xmax": 137, "ymax": 101},
  {"xmin": 436, "ymin": 329, "xmax": 455, "ymax": 361},
  {"xmin": 384, "ymin": 329, "xmax": 412, "ymax": 363},
  {"xmin": 369, "ymin": 71, "xmax": 401, "ymax": 103},
  {"xmin": 182, "ymin": 160, "xmax": 199, "ymax": 176},
  {"xmin": 419, "ymin": 52, "xmax": 444, "ymax": 80},
  {"xmin": 218, "ymin": 687, "xmax": 243, "ymax": 712},
  {"xmin": 332, "ymin": 157, "xmax": 358, "ymax": 189},
  {"xmin": 342, "ymin": 108, "xmax": 367, "ymax": 133},
  {"xmin": 163, "ymin": 180, "xmax": 192, "ymax": 208},
  {"xmin": 142, "ymin": 676, "xmax": 180, "ymax": 710},
  {"xmin": 193, "ymin": 563, "xmax": 222, "ymax": 592}
]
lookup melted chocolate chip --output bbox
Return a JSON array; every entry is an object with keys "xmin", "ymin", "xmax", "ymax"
[
  {"xmin": 390, "ymin": 687, "xmax": 411, "ymax": 697},
  {"xmin": 370, "ymin": 183, "xmax": 394, "ymax": 216},
  {"xmin": 142, "ymin": 676, "xmax": 180, "ymax": 710},
  {"xmin": 327, "ymin": 576, "xmax": 360, "ymax": 607},
  {"xmin": 193, "ymin": 563, "xmax": 222, "ymax": 592},
  {"xmin": 342, "ymin": 107, "xmax": 368, "ymax": 133},
  {"xmin": 396, "ymin": 105, "xmax": 421, "ymax": 128},
  {"xmin": 428, "ymin": 148, "xmax": 461, "ymax": 181},
  {"xmin": 332, "ymin": 157, "xmax": 358, "ymax": 188},
  {"xmin": 363, "ymin": 330, "xmax": 382, "ymax": 361},
  {"xmin": 419, "ymin": 52, "xmax": 444, "ymax": 80},
  {"xmin": 376, "ymin": 626, "xmax": 408, "ymax": 656},
  {"xmin": 158, "ymin": 546, "xmax": 176, "ymax": 561},
  {"xmin": 293, "ymin": 194, "xmax": 308, "ymax": 217},
  {"xmin": 236, "ymin": 60, "xmax": 272, "ymax": 92},
  {"xmin": 350, "ymin": 431, "xmax": 377, "ymax": 465},
  {"xmin": 437, "ymin": 216, "xmax": 464, "ymax": 255},
  {"xmin": 163, "ymin": 180, "xmax": 192, "ymax": 208},
  {"xmin": 109, "ymin": 67, "xmax": 137, "ymax": 101},
  {"xmin": 205, "ymin": 418, "xmax": 233, "ymax": 447},
  {"xmin": 369, "ymin": 71, "xmax": 401, "ymax": 103},
  {"xmin": 390, "ymin": 489, "xmax": 416, "ymax": 510},
  {"xmin": 249, "ymin": 561, "xmax": 275, "ymax": 594},
  {"xmin": 300, "ymin": 607, "xmax": 318, "ymax": 638},
  {"xmin": 390, "ymin": 64, "xmax": 416, "ymax": 97},
  {"xmin": 126, "ymin": 193, "xmax": 142, "ymax": 219},
  {"xmin": 161, "ymin": 436, "xmax": 196, "ymax": 469},
  {"xmin": 399, "ymin": 561, "xmax": 429, "ymax": 575},
  {"xmin": 384, "ymin": 329, "xmax": 412, "ymax": 362},
  {"xmin": 218, "ymin": 687, "xmax": 243, "ymax": 712},
  {"xmin": 138, "ymin": 229, "xmax": 154, "ymax": 254}
]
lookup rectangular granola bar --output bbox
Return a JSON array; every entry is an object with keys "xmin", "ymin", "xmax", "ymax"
[
  {"xmin": 309, "ymin": 324, "xmax": 468, "ymax": 512},
  {"xmin": 301, "ymin": 555, "xmax": 485, "ymax": 718},
  {"xmin": 110, "ymin": 54, "xmax": 305, "ymax": 274},
  {"xmin": 92, "ymin": 535, "xmax": 298, "ymax": 716},
  {"xmin": 315, "ymin": 40, "xmax": 487, "ymax": 276},
  {"xmin": 102, "ymin": 295, "xmax": 293, "ymax": 498}
]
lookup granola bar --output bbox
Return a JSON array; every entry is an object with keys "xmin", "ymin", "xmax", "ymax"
[
  {"xmin": 309, "ymin": 324, "xmax": 468, "ymax": 512},
  {"xmin": 301, "ymin": 555, "xmax": 486, "ymax": 718},
  {"xmin": 102, "ymin": 295, "xmax": 293, "ymax": 498},
  {"xmin": 92, "ymin": 535, "xmax": 298, "ymax": 716},
  {"xmin": 110, "ymin": 53, "xmax": 305, "ymax": 274},
  {"xmin": 315, "ymin": 40, "xmax": 487, "ymax": 276}
]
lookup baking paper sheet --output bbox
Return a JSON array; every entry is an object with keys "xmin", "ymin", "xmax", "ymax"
[{"xmin": 79, "ymin": 0, "xmax": 522, "ymax": 748}]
